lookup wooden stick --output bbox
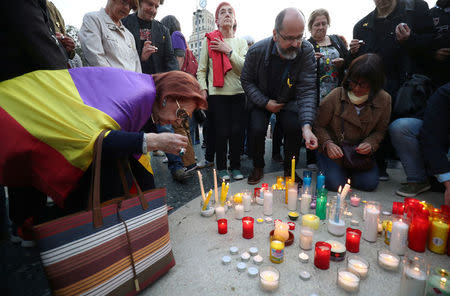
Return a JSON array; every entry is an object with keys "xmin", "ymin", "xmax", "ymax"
[
  {"xmin": 213, "ymin": 169, "xmax": 219, "ymax": 204},
  {"xmin": 197, "ymin": 171, "xmax": 206, "ymax": 202}
]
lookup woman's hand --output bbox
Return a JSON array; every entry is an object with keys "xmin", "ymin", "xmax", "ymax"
[
  {"xmin": 145, "ymin": 132, "xmax": 188, "ymax": 155},
  {"xmin": 302, "ymin": 125, "xmax": 318, "ymax": 150},
  {"xmin": 141, "ymin": 40, "xmax": 158, "ymax": 61},
  {"xmin": 314, "ymin": 52, "xmax": 324, "ymax": 60},
  {"xmin": 326, "ymin": 142, "xmax": 343, "ymax": 159},
  {"xmin": 355, "ymin": 142, "xmax": 372, "ymax": 155},
  {"xmin": 332, "ymin": 58, "xmax": 345, "ymax": 68},
  {"xmin": 209, "ymin": 38, "xmax": 232, "ymax": 55}
]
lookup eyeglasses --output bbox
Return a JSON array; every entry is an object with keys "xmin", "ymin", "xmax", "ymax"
[
  {"xmin": 176, "ymin": 100, "xmax": 190, "ymax": 120},
  {"xmin": 277, "ymin": 30, "xmax": 304, "ymax": 43},
  {"xmin": 349, "ymin": 80, "xmax": 370, "ymax": 89}
]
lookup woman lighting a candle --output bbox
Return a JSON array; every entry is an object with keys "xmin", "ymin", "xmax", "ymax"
[{"xmin": 314, "ymin": 53, "xmax": 391, "ymax": 191}]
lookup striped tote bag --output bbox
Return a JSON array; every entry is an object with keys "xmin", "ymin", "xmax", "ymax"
[{"xmin": 33, "ymin": 131, "xmax": 175, "ymax": 295}]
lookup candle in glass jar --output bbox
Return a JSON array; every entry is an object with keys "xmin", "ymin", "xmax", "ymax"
[
  {"xmin": 215, "ymin": 206, "xmax": 226, "ymax": 220},
  {"xmin": 400, "ymin": 266, "xmax": 427, "ymax": 296},
  {"xmin": 390, "ymin": 217, "xmax": 410, "ymax": 255},
  {"xmin": 235, "ymin": 204, "xmax": 244, "ymax": 220},
  {"xmin": 346, "ymin": 228, "xmax": 362, "ymax": 253},
  {"xmin": 259, "ymin": 266, "xmax": 280, "ymax": 291},
  {"xmin": 263, "ymin": 189, "xmax": 273, "ymax": 216},
  {"xmin": 300, "ymin": 193, "xmax": 312, "ymax": 214},
  {"xmin": 302, "ymin": 214, "xmax": 320, "ymax": 230},
  {"xmin": 242, "ymin": 217, "xmax": 254, "ymax": 239},
  {"xmin": 429, "ymin": 218, "xmax": 450, "ymax": 254},
  {"xmin": 243, "ymin": 191, "xmax": 252, "ymax": 212},
  {"xmin": 337, "ymin": 269, "xmax": 360, "ymax": 293},
  {"xmin": 217, "ymin": 219, "xmax": 227, "ymax": 234},
  {"xmin": 299, "ymin": 226, "xmax": 314, "ymax": 250},
  {"xmin": 350, "ymin": 194, "xmax": 361, "ymax": 207},
  {"xmin": 314, "ymin": 242, "xmax": 332, "ymax": 270},
  {"xmin": 425, "ymin": 269, "xmax": 450, "ymax": 296},
  {"xmin": 378, "ymin": 251, "xmax": 400, "ymax": 271},
  {"xmin": 287, "ymin": 182, "xmax": 298, "ymax": 211},
  {"xmin": 393, "ymin": 202, "xmax": 405, "ymax": 215},
  {"xmin": 363, "ymin": 202, "xmax": 380, "ymax": 242},
  {"xmin": 316, "ymin": 196, "xmax": 327, "ymax": 220},
  {"xmin": 347, "ymin": 256, "xmax": 369, "ymax": 279}
]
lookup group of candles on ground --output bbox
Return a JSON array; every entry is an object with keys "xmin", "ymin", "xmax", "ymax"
[{"xmin": 196, "ymin": 158, "xmax": 450, "ymax": 294}]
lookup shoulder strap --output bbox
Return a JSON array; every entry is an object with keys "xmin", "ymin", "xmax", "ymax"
[{"xmin": 340, "ymin": 97, "xmax": 346, "ymax": 142}]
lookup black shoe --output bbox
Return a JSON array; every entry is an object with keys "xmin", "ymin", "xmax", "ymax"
[
  {"xmin": 284, "ymin": 172, "xmax": 303, "ymax": 186},
  {"xmin": 272, "ymin": 153, "xmax": 284, "ymax": 163},
  {"xmin": 248, "ymin": 168, "xmax": 264, "ymax": 185}
]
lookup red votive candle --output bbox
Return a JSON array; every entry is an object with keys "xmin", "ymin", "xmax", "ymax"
[
  {"xmin": 392, "ymin": 202, "xmax": 405, "ymax": 215},
  {"xmin": 404, "ymin": 198, "xmax": 420, "ymax": 219},
  {"xmin": 254, "ymin": 187, "xmax": 261, "ymax": 198},
  {"xmin": 345, "ymin": 228, "xmax": 362, "ymax": 253},
  {"xmin": 242, "ymin": 217, "xmax": 254, "ymax": 239},
  {"xmin": 314, "ymin": 242, "xmax": 332, "ymax": 270},
  {"xmin": 287, "ymin": 222, "xmax": 295, "ymax": 230},
  {"xmin": 262, "ymin": 183, "xmax": 269, "ymax": 191},
  {"xmin": 218, "ymin": 219, "xmax": 227, "ymax": 234},
  {"xmin": 408, "ymin": 212, "xmax": 430, "ymax": 252}
]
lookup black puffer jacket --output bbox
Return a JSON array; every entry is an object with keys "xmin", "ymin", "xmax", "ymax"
[{"xmin": 240, "ymin": 37, "xmax": 317, "ymax": 126}]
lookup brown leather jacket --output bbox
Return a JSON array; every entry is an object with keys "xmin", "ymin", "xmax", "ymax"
[{"xmin": 313, "ymin": 87, "xmax": 391, "ymax": 153}]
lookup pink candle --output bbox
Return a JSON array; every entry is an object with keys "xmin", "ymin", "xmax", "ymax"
[
  {"xmin": 350, "ymin": 194, "xmax": 361, "ymax": 207},
  {"xmin": 218, "ymin": 219, "xmax": 227, "ymax": 234}
]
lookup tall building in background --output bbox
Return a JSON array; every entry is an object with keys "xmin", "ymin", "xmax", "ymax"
[{"xmin": 188, "ymin": 9, "xmax": 214, "ymax": 59}]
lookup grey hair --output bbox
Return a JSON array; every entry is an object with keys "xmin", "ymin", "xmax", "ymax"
[{"xmin": 274, "ymin": 8, "xmax": 304, "ymax": 32}]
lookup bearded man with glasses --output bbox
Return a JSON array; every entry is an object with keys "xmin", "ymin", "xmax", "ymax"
[{"xmin": 241, "ymin": 7, "xmax": 318, "ymax": 185}]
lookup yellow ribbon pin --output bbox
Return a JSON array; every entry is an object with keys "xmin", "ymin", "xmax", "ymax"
[{"xmin": 287, "ymin": 77, "xmax": 293, "ymax": 88}]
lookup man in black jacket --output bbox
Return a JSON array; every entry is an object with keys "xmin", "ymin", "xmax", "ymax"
[
  {"xmin": 241, "ymin": 8, "xmax": 318, "ymax": 185},
  {"xmin": 122, "ymin": 0, "xmax": 178, "ymax": 75}
]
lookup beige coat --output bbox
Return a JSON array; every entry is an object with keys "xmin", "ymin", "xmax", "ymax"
[
  {"xmin": 79, "ymin": 8, "xmax": 141, "ymax": 73},
  {"xmin": 314, "ymin": 87, "xmax": 391, "ymax": 153}
]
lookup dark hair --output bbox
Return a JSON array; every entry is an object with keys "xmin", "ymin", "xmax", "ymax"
[
  {"xmin": 160, "ymin": 15, "xmax": 181, "ymax": 35},
  {"xmin": 308, "ymin": 8, "xmax": 330, "ymax": 32},
  {"xmin": 342, "ymin": 53, "xmax": 385, "ymax": 100},
  {"xmin": 152, "ymin": 71, "xmax": 207, "ymax": 110},
  {"xmin": 275, "ymin": 8, "xmax": 304, "ymax": 32}
]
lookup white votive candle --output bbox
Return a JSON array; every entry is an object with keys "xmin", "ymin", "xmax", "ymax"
[
  {"xmin": 400, "ymin": 266, "xmax": 427, "ymax": 296},
  {"xmin": 348, "ymin": 258, "xmax": 369, "ymax": 279},
  {"xmin": 235, "ymin": 204, "xmax": 244, "ymax": 220},
  {"xmin": 390, "ymin": 219, "xmax": 409, "ymax": 255},
  {"xmin": 215, "ymin": 206, "xmax": 226, "ymax": 220},
  {"xmin": 249, "ymin": 247, "xmax": 258, "ymax": 256},
  {"xmin": 243, "ymin": 192, "xmax": 252, "ymax": 212},
  {"xmin": 337, "ymin": 270, "xmax": 360, "ymax": 293},
  {"xmin": 288, "ymin": 187, "xmax": 298, "ymax": 211},
  {"xmin": 363, "ymin": 206, "xmax": 380, "ymax": 242},
  {"xmin": 253, "ymin": 255, "xmax": 263, "ymax": 265},
  {"xmin": 241, "ymin": 252, "xmax": 250, "ymax": 262},
  {"xmin": 263, "ymin": 190, "xmax": 273, "ymax": 216},
  {"xmin": 260, "ymin": 268, "xmax": 279, "ymax": 291},
  {"xmin": 299, "ymin": 252, "xmax": 309, "ymax": 263},
  {"xmin": 300, "ymin": 193, "xmax": 312, "ymax": 214},
  {"xmin": 299, "ymin": 227, "xmax": 314, "ymax": 250},
  {"xmin": 378, "ymin": 252, "xmax": 400, "ymax": 271}
]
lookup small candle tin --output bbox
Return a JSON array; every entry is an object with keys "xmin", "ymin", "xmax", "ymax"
[
  {"xmin": 252, "ymin": 255, "xmax": 263, "ymax": 265},
  {"xmin": 256, "ymin": 218, "xmax": 264, "ymax": 224},
  {"xmin": 265, "ymin": 217, "xmax": 273, "ymax": 224},
  {"xmin": 350, "ymin": 219, "xmax": 360, "ymax": 226},
  {"xmin": 249, "ymin": 247, "xmax": 258, "ymax": 256},
  {"xmin": 230, "ymin": 246, "xmax": 239, "ymax": 255},
  {"xmin": 299, "ymin": 252, "xmax": 309, "ymax": 263},
  {"xmin": 237, "ymin": 262, "xmax": 247, "ymax": 272},
  {"xmin": 248, "ymin": 267, "xmax": 259, "ymax": 277},
  {"xmin": 222, "ymin": 256, "xmax": 232, "ymax": 265},
  {"xmin": 299, "ymin": 270, "xmax": 311, "ymax": 281},
  {"xmin": 241, "ymin": 252, "xmax": 250, "ymax": 262}
]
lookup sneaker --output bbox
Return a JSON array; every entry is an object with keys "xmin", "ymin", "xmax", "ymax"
[
  {"xmin": 153, "ymin": 150, "xmax": 165, "ymax": 157},
  {"xmin": 248, "ymin": 168, "xmax": 264, "ymax": 185},
  {"xmin": 185, "ymin": 164, "xmax": 198, "ymax": 174},
  {"xmin": 218, "ymin": 170, "xmax": 230, "ymax": 181},
  {"xmin": 307, "ymin": 163, "xmax": 318, "ymax": 171},
  {"xmin": 396, "ymin": 182, "xmax": 431, "ymax": 197},
  {"xmin": 379, "ymin": 169, "xmax": 389, "ymax": 181},
  {"xmin": 172, "ymin": 168, "xmax": 188, "ymax": 182},
  {"xmin": 231, "ymin": 169, "xmax": 244, "ymax": 180},
  {"xmin": 272, "ymin": 154, "xmax": 283, "ymax": 163},
  {"xmin": 198, "ymin": 159, "xmax": 214, "ymax": 168},
  {"xmin": 162, "ymin": 157, "xmax": 168, "ymax": 163}
]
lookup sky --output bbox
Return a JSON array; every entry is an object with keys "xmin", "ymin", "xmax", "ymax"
[{"xmin": 52, "ymin": 0, "xmax": 437, "ymax": 44}]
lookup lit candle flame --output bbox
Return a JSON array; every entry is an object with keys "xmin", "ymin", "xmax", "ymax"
[
  {"xmin": 347, "ymin": 179, "xmax": 351, "ymax": 185},
  {"xmin": 338, "ymin": 186, "xmax": 342, "ymax": 193}
]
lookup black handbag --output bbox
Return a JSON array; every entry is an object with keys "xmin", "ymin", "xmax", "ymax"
[{"xmin": 339, "ymin": 101, "xmax": 375, "ymax": 171}]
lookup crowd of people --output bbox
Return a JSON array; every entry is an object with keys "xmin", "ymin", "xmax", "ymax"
[{"xmin": 1, "ymin": 0, "xmax": 449, "ymax": 249}]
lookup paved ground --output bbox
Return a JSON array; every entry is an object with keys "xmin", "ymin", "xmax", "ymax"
[{"xmin": 0, "ymin": 135, "xmax": 446, "ymax": 296}]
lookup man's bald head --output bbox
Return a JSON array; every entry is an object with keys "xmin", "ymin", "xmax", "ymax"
[{"xmin": 274, "ymin": 8, "xmax": 305, "ymax": 32}]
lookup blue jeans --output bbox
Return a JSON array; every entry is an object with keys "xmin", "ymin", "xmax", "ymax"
[
  {"xmin": 156, "ymin": 124, "xmax": 184, "ymax": 174},
  {"xmin": 389, "ymin": 118, "xmax": 426, "ymax": 183},
  {"xmin": 317, "ymin": 152, "xmax": 379, "ymax": 191}
]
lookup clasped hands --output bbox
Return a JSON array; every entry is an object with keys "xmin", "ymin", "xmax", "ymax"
[{"xmin": 326, "ymin": 141, "xmax": 372, "ymax": 159}]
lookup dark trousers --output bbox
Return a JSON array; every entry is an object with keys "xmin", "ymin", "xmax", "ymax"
[
  {"xmin": 8, "ymin": 186, "xmax": 47, "ymax": 226},
  {"xmin": 250, "ymin": 108, "xmax": 301, "ymax": 172},
  {"xmin": 272, "ymin": 114, "xmax": 283, "ymax": 156},
  {"xmin": 204, "ymin": 110, "xmax": 215, "ymax": 163},
  {"xmin": 209, "ymin": 94, "xmax": 245, "ymax": 170}
]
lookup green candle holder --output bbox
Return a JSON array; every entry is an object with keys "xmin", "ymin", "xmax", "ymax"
[{"xmin": 316, "ymin": 188, "xmax": 328, "ymax": 220}]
